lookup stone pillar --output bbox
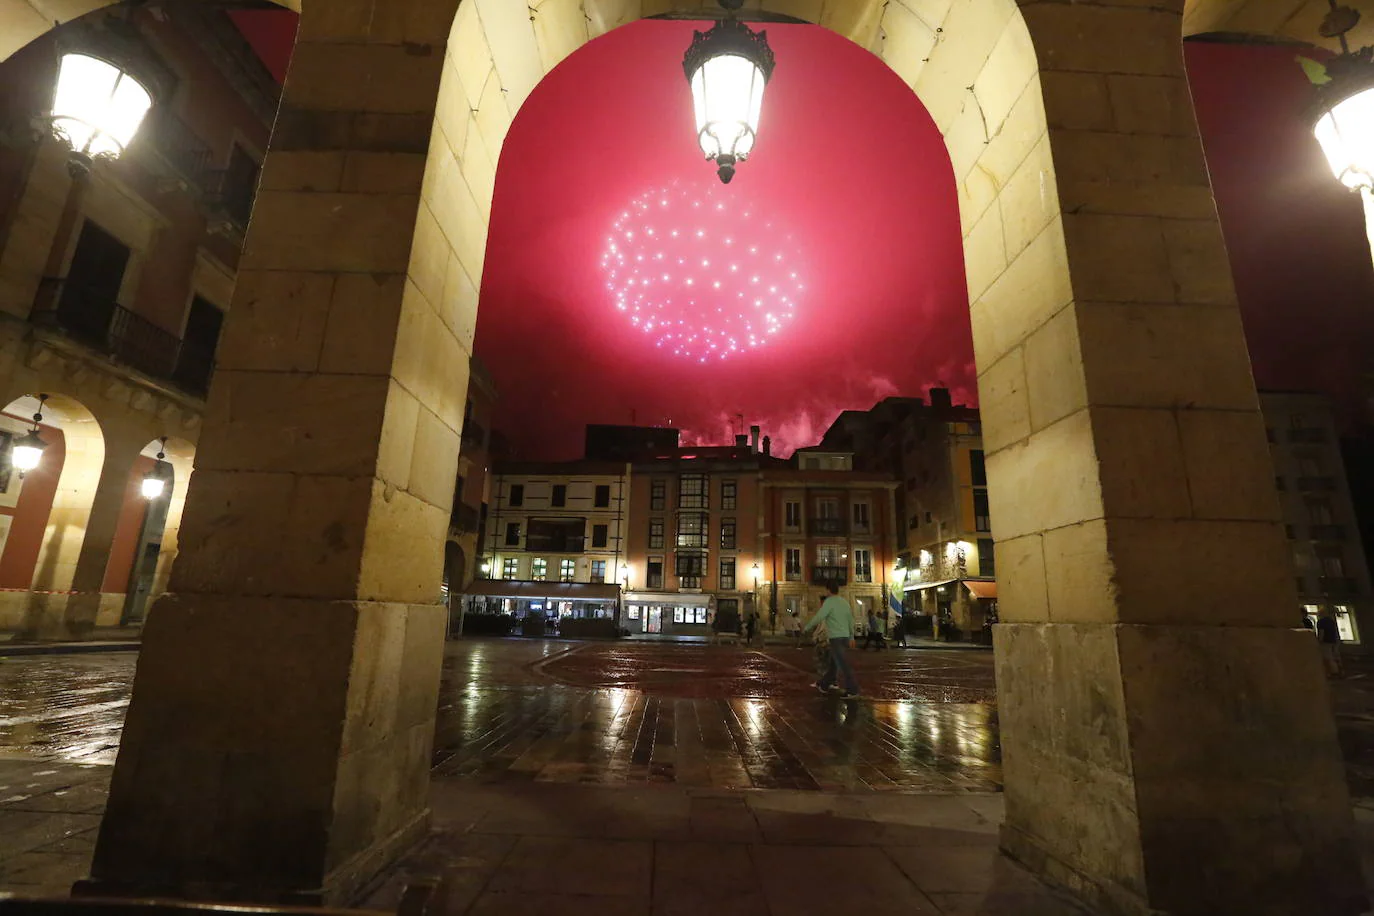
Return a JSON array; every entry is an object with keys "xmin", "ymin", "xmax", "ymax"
[
  {"xmin": 982, "ymin": 2, "xmax": 1366, "ymax": 913},
  {"xmin": 84, "ymin": 0, "xmax": 465, "ymax": 904}
]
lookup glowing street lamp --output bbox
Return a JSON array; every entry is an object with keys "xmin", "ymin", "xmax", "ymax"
[
  {"xmin": 48, "ymin": 52, "xmax": 153, "ymax": 176},
  {"xmin": 682, "ymin": 0, "xmax": 776, "ymax": 184},
  {"xmin": 1303, "ymin": 2, "xmax": 1374, "ymax": 260},
  {"xmin": 11, "ymin": 394, "xmax": 49, "ymax": 478},
  {"xmin": 141, "ymin": 437, "xmax": 170, "ymax": 500}
]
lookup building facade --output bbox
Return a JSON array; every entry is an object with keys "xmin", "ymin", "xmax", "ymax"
[
  {"xmin": 760, "ymin": 450, "xmax": 900, "ymax": 637},
  {"xmin": 1263, "ymin": 391, "xmax": 1373, "ymax": 645},
  {"xmin": 624, "ymin": 436, "xmax": 777, "ymax": 636},
  {"xmin": 0, "ymin": 6, "xmax": 272, "ymax": 638},
  {"xmin": 822, "ymin": 389, "xmax": 996, "ymax": 641},
  {"xmin": 444, "ymin": 355, "xmax": 496, "ymax": 617},
  {"xmin": 476, "ymin": 460, "xmax": 630, "ymax": 629}
]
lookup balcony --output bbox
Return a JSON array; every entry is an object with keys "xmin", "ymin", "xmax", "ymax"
[
  {"xmin": 203, "ymin": 164, "xmax": 257, "ymax": 235},
  {"xmin": 525, "ymin": 536, "xmax": 585, "ymax": 554},
  {"xmin": 810, "ymin": 517, "xmax": 846, "ymax": 536},
  {"xmin": 451, "ymin": 502, "xmax": 481, "ymax": 533},
  {"xmin": 1320, "ymin": 576, "xmax": 1360, "ymax": 596},
  {"xmin": 1297, "ymin": 476, "xmax": 1336, "ymax": 492},
  {"xmin": 143, "ymin": 109, "xmax": 214, "ymax": 190},
  {"xmin": 34, "ymin": 280, "xmax": 214, "ymax": 397},
  {"xmin": 1310, "ymin": 524, "xmax": 1347, "ymax": 541},
  {"xmin": 811, "ymin": 565, "xmax": 848, "ymax": 586}
]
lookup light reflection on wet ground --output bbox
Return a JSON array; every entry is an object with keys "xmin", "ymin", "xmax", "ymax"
[{"xmin": 0, "ymin": 640, "xmax": 1002, "ymax": 791}]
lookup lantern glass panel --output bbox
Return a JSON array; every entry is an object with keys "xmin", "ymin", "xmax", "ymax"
[
  {"xmin": 690, "ymin": 53, "xmax": 766, "ymax": 161},
  {"xmin": 52, "ymin": 53, "xmax": 152, "ymax": 158},
  {"xmin": 12, "ymin": 444, "xmax": 42, "ymax": 472},
  {"xmin": 1315, "ymin": 85, "xmax": 1374, "ymax": 190}
]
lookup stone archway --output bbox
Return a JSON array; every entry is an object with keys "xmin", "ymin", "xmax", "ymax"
[{"xmin": 63, "ymin": 1, "xmax": 1361, "ymax": 914}]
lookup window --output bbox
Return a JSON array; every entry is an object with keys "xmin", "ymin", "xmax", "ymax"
[
  {"xmin": 676, "ymin": 512, "xmax": 708, "ymax": 548},
  {"xmin": 970, "ymin": 450, "xmax": 987, "ymax": 486},
  {"xmin": 784, "ymin": 501, "xmax": 802, "ymax": 529},
  {"xmin": 505, "ymin": 522, "xmax": 520, "ymax": 546},
  {"xmin": 815, "ymin": 497, "xmax": 839, "ymax": 519},
  {"xmin": 785, "ymin": 547, "xmax": 802, "ymax": 580},
  {"xmin": 676, "ymin": 551, "xmax": 706, "ymax": 588},
  {"xmin": 974, "ymin": 492, "xmax": 991, "ymax": 532},
  {"xmin": 560, "ymin": 559, "xmax": 576, "ymax": 581},
  {"xmin": 978, "ymin": 538, "xmax": 996, "ymax": 578},
  {"xmin": 628, "ymin": 606, "xmax": 641, "ymax": 620},
  {"xmin": 592, "ymin": 524, "xmax": 609, "ymax": 548},
  {"xmin": 552, "ymin": 484, "xmax": 567, "ymax": 507},
  {"xmin": 60, "ymin": 220, "xmax": 128, "ymax": 346},
  {"xmin": 651, "ymin": 479, "xmax": 667, "ymax": 510},
  {"xmin": 590, "ymin": 559, "xmax": 607, "ymax": 583},
  {"xmin": 649, "ymin": 518, "xmax": 665, "ymax": 549},
  {"xmin": 684, "ymin": 606, "xmax": 708, "ymax": 624},
  {"xmin": 906, "ymin": 477, "xmax": 917, "ymax": 491},
  {"xmin": 1321, "ymin": 555, "xmax": 1347, "ymax": 578},
  {"xmin": 595, "ymin": 484, "xmax": 611, "ymax": 507},
  {"xmin": 531, "ymin": 558, "xmax": 547, "ymax": 581},
  {"xmin": 909, "ymin": 514, "xmax": 920, "ymax": 530},
  {"xmin": 1335, "ymin": 604, "xmax": 1358, "ymax": 642},
  {"xmin": 720, "ymin": 557, "xmax": 736, "ymax": 590},
  {"xmin": 720, "ymin": 518, "xmax": 737, "ymax": 549},
  {"xmin": 647, "ymin": 558, "xmax": 664, "ymax": 589},
  {"xmin": 679, "ymin": 474, "xmax": 707, "ymax": 509},
  {"xmin": 852, "ymin": 502, "xmax": 871, "ymax": 532},
  {"xmin": 818, "ymin": 545, "xmax": 841, "ymax": 567},
  {"xmin": 925, "ymin": 511, "xmax": 932, "ymax": 523},
  {"xmin": 1307, "ymin": 498, "xmax": 1334, "ymax": 525},
  {"xmin": 509, "ymin": 484, "xmax": 524, "ymax": 507},
  {"xmin": 526, "ymin": 518, "xmax": 585, "ymax": 552},
  {"xmin": 1276, "ymin": 475, "xmax": 1286, "ymax": 492},
  {"xmin": 177, "ymin": 295, "xmax": 223, "ymax": 394},
  {"xmin": 502, "ymin": 557, "xmax": 518, "ymax": 579},
  {"xmin": 853, "ymin": 548, "xmax": 872, "ymax": 582},
  {"xmin": 721, "ymin": 479, "xmax": 737, "ymax": 510}
]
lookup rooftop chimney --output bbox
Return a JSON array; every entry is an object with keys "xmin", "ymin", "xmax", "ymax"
[
  {"xmin": 749, "ymin": 425, "xmax": 761, "ymax": 453},
  {"xmin": 762, "ymin": 435, "xmax": 771, "ymax": 457},
  {"xmin": 735, "ymin": 434, "xmax": 748, "ymax": 448},
  {"xmin": 930, "ymin": 387, "xmax": 952, "ymax": 410}
]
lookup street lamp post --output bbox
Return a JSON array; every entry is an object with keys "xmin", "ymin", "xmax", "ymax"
[
  {"xmin": 682, "ymin": 0, "xmax": 776, "ymax": 184},
  {"xmin": 1304, "ymin": 1, "xmax": 1374, "ymax": 264}
]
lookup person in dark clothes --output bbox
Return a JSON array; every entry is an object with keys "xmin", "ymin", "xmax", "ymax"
[{"xmin": 1316, "ymin": 608, "xmax": 1345, "ymax": 678}]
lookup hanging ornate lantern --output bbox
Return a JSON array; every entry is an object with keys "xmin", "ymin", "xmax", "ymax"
[{"xmin": 682, "ymin": 0, "xmax": 776, "ymax": 184}]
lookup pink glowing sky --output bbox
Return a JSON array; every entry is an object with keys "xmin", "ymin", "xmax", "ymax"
[
  {"xmin": 227, "ymin": 15, "xmax": 1374, "ymax": 459},
  {"xmin": 474, "ymin": 21, "xmax": 970, "ymax": 459}
]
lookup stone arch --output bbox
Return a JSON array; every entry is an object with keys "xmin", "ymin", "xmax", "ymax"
[
  {"xmin": 0, "ymin": 0, "xmax": 301, "ymax": 63},
  {"xmin": 0, "ymin": 392, "xmax": 104, "ymax": 635},
  {"xmin": 86, "ymin": 0, "xmax": 1358, "ymax": 912}
]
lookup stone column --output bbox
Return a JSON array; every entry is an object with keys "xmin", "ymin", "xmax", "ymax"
[
  {"xmin": 84, "ymin": 0, "xmax": 466, "ymax": 904},
  {"xmin": 982, "ymin": 2, "xmax": 1365, "ymax": 913}
]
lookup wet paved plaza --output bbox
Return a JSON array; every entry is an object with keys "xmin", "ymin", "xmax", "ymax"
[{"xmin": 2, "ymin": 637, "xmax": 1374, "ymax": 911}]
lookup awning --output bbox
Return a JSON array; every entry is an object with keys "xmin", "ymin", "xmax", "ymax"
[
  {"xmin": 625, "ymin": 591, "xmax": 712, "ymax": 607},
  {"xmin": 904, "ymin": 579, "xmax": 956, "ymax": 593},
  {"xmin": 964, "ymin": 580, "xmax": 998, "ymax": 600},
  {"xmin": 466, "ymin": 580, "xmax": 620, "ymax": 602}
]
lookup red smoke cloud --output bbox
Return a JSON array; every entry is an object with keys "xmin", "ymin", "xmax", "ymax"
[{"xmin": 475, "ymin": 21, "xmax": 971, "ymax": 460}]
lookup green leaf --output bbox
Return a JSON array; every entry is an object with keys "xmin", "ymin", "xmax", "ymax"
[{"xmin": 1298, "ymin": 55, "xmax": 1333, "ymax": 85}]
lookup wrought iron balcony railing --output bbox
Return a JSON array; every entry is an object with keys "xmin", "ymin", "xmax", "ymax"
[
  {"xmin": 809, "ymin": 517, "xmax": 846, "ymax": 536},
  {"xmin": 33, "ymin": 279, "xmax": 214, "ymax": 397},
  {"xmin": 811, "ymin": 565, "xmax": 848, "ymax": 586}
]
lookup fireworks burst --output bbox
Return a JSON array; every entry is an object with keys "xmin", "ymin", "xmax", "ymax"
[{"xmin": 600, "ymin": 183, "xmax": 805, "ymax": 363}]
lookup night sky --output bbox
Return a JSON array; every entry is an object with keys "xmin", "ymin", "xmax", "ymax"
[{"xmin": 229, "ymin": 14, "xmax": 1374, "ymax": 460}]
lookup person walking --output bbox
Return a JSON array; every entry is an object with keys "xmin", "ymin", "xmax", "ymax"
[
  {"xmin": 1316, "ymin": 608, "xmax": 1345, "ymax": 678},
  {"xmin": 892, "ymin": 606, "xmax": 908, "ymax": 648},
  {"xmin": 804, "ymin": 582, "xmax": 860, "ymax": 698},
  {"xmin": 862, "ymin": 607, "xmax": 885, "ymax": 650},
  {"xmin": 745, "ymin": 609, "xmax": 757, "ymax": 647}
]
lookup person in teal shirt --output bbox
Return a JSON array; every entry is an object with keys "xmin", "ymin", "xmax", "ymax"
[{"xmin": 804, "ymin": 582, "xmax": 860, "ymax": 698}]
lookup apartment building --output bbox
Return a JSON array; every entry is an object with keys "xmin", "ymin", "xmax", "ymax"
[
  {"xmin": 475, "ymin": 461, "xmax": 630, "ymax": 628},
  {"xmin": 761, "ymin": 449, "xmax": 900, "ymax": 636},
  {"xmin": 822, "ymin": 389, "xmax": 995, "ymax": 641},
  {"xmin": 1263, "ymin": 391, "xmax": 1372, "ymax": 644}
]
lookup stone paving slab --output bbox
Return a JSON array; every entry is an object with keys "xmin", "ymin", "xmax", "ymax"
[{"xmin": 361, "ymin": 780, "xmax": 1090, "ymax": 916}]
